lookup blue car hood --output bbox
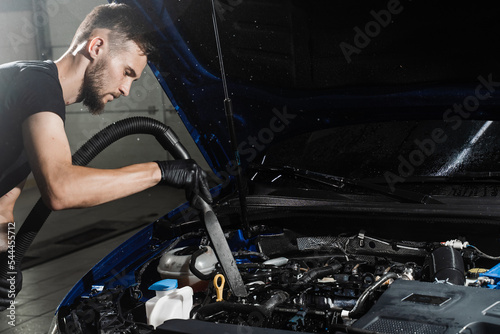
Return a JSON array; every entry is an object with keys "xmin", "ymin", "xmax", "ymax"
[{"xmin": 118, "ymin": 0, "xmax": 500, "ymax": 176}]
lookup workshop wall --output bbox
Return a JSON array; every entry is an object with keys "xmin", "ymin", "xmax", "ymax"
[{"xmin": 0, "ymin": 1, "xmax": 38, "ymax": 64}]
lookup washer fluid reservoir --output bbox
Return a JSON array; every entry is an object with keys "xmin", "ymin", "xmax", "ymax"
[{"xmin": 145, "ymin": 279, "xmax": 193, "ymax": 328}]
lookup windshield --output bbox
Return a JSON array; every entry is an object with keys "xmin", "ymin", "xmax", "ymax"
[{"xmin": 262, "ymin": 120, "xmax": 499, "ymax": 182}]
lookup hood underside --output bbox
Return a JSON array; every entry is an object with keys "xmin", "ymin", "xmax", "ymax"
[{"xmin": 120, "ymin": 0, "xmax": 500, "ymax": 174}]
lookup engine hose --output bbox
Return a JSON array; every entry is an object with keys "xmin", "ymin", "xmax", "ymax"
[
  {"xmin": 193, "ymin": 290, "xmax": 288, "ymax": 320},
  {"xmin": 468, "ymin": 245, "xmax": 500, "ymax": 261},
  {"xmin": 1, "ymin": 117, "xmax": 191, "ymax": 282},
  {"xmin": 232, "ymin": 250, "xmax": 269, "ymax": 261},
  {"xmin": 344, "ymin": 271, "xmax": 399, "ymax": 319},
  {"xmin": 297, "ymin": 262, "xmax": 343, "ymax": 285},
  {"xmin": 189, "ymin": 246, "xmax": 217, "ymax": 281},
  {"xmin": 260, "ymin": 290, "xmax": 289, "ymax": 316}
]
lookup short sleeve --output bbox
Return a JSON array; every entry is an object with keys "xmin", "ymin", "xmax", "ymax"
[{"xmin": 8, "ymin": 63, "xmax": 65, "ymax": 124}]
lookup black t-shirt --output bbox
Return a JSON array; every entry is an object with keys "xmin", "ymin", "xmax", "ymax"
[{"xmin": 0, "ymin": 60, "xmax": 65, "ymax": 197}]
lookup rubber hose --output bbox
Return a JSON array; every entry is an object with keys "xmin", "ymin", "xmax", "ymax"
[
  {"xmin": 260, "ymin": 290, "xmax": 289, "ymax": 316},
  {"xmin": 72, "ymin": 116, "xmax": 190, "ymax": 165},
  {"xmin": 1, "ymin": 116, "xmax": 191, "ymax": 281},
  {"xmin": 189, "ymin": 247, "xmax": 217, "ymax": 281},
  {"xmin": 297, "ymin": 262, "xmax": 343, "ymax": 285},
  {"xmin": 194, "ymin": 290, "xmax": 288, "ymax": 320},
  {"xmin": 347, "ymin": 272, "xmax": 399, "ymax": 318}
]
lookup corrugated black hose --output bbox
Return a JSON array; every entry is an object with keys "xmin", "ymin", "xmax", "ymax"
[{"xmin": 0, "ymin": 116, "xmax": 190, "ymax": 308}]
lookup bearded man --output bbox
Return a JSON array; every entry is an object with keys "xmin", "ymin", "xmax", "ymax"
[{"xmin": 0, "ymin": 2, "xmax": 212, "ymax": 309}]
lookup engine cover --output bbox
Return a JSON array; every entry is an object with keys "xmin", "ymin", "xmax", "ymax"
[{"xmin": 353, "ymin": 280, "xmax": 500, "ymax": 334}]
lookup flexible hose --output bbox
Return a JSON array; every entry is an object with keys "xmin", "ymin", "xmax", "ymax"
[
  {"xmin": 296, "ymin": 262, "xmax": 343, "ymax": 286},
  {"xmin": 1, "ymin": 117, "xmax": 190, "ymax": 283},
  {"xmin": 189, "ymin": 247, "xmax": 217, "ymax": 281},
  {"xmin": 467, "ymin": 245, "xmax": 500, "ymax": 261},
  {"xmin": 72, "ymin": 116, "xmax": 190, "ymax": 165},
  {"xmin": 193, "ymin": 290, "xmax": 288, "ymax": 320},
  {"xmin": 345, "ymin": 272, "xmax": 399, "ymax": 318}
]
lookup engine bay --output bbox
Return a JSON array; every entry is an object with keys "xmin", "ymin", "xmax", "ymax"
[{"xmin": 59, "ymin": 212, "xmax": 500, "ymax": 334}]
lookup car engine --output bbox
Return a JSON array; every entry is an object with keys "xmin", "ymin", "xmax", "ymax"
[{"xmin": 60, "ymin": 221, "xmax": 500, "ymax": 334}]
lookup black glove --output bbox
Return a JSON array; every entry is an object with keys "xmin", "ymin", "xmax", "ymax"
[
  {"xmin": 156, "ymin": 159, "xmax": 212, "ymax": 208},
  {"xmin": 0, "ymin": 252, "xmax": 23, "ymax": 312}
]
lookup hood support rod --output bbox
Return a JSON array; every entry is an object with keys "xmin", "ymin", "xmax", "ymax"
[
  {"xmin": 210, "ymin": 0, "xmax": 250, "ymax": 237},
  {"xmin": 202, "ymin": 0, "xmax": 249, "ymax": 298}
]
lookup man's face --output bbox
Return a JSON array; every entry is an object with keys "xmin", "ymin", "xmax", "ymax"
[{"xmin": 78, "ymin": 41, "xmax": 148, "ymax": 115}]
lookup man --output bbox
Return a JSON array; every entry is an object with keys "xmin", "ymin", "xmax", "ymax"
[{"xmin": 0, "ymin": 3, "xmax": 212, "ymax": 309}]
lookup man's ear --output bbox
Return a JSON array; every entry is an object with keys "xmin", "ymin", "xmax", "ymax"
[{"xmin": 87, "ymin": 37, "xmax": 104, "ymax": 60}]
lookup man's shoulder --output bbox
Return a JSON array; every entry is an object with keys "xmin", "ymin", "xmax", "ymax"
[
  {"xmin": 0, "ymin": 60, "xmax": 65, "ymax": 120},
  {"xmin": 11, "ymin": 60, "xmax": 58, "ymax": 80},
  {"xmin": 1, "ymin": 60, "xmax": 52, "ymax": 70},
  {"xmin": 2, "ymin": 60, "xmax": 62, "ymax": 99},
  {"xmin": 0, "ymin": 61, "xmax": 58, "ymax": 91}
]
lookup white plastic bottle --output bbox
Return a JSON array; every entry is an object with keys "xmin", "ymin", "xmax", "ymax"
[{"xmin": 145, "ymin": 279, "xmax": 193, "ymax": 328}]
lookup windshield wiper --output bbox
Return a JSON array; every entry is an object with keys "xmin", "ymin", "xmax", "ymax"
[{"xmin": 250, "ymin": 163, "xmax": 443, "ymax": 204}]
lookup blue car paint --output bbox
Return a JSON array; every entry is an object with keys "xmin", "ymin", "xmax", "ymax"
[{"xmin": 58, "ymin": 223, "xmax": 156, "ymax": 309}]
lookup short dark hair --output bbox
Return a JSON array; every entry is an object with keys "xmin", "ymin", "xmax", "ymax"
[{"xmin": 70, "ymin": 2, "xmax": 158, "ymax": 63}]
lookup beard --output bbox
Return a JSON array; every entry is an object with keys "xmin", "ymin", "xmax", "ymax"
[{"xmin": 77, "ymin": 58, "xmax": 108, "ymax": 115}]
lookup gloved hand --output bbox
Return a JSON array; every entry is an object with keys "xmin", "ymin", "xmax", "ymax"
[
  {"xmin": 156, "ymin": 159, "xmax": 212, "ymax": 209},
  {"xmin": 0, "ymin": 252, "xmax": 23, "ymax": 312}
]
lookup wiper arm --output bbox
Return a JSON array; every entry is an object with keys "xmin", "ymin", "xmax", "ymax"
[{"xmin": 250, "ymin": 163, "xmax": 443, "ymax": 204}]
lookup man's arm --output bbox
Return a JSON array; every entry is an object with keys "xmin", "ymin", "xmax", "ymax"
[{"xmin": 22, "ymin": 111, "xmax": 162, "ymax": 210}]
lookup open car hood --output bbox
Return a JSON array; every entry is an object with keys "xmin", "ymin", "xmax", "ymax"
[{"xmin": 119, "ymin": 0, "xmax": 500, "ymax": 175}]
